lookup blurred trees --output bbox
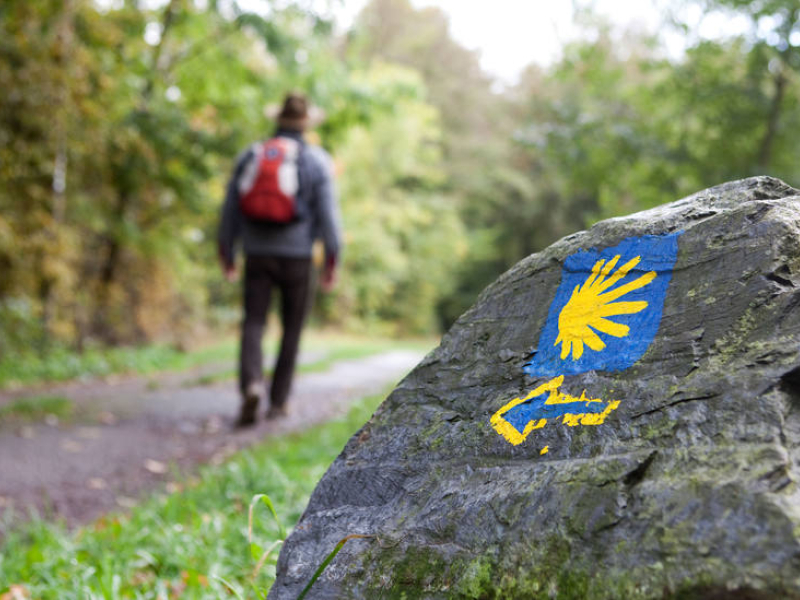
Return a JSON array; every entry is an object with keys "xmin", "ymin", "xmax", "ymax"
[
  {"xmin": 0, "ymin": 0, "xmax": 335, "ymax": 354},
  {"xmin": 325, "ymin": 62, "xmax": 467, "ymax": 333},
  {"xmin": 686, "ymin": 0, "xmax": 800, "ymax": 173},
  {"xmin": 512, "ymin": 2, "xmax": 800, "ymax": 232},
  {"xmin": 3, "ymin": 0, "xmax": 800, "ymax": 357},
  {"xmin": 349, "ymin": 0, "xmax": 525, "ymax": 327}
]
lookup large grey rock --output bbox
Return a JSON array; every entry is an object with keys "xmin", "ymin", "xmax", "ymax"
[{"xmin": 270, "ymin": 177, "xmax": 800, "ymax": 599}]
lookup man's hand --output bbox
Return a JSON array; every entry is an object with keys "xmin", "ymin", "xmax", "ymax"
[
  {"xmin": 321, "ymin": 255, "xmax": 337, "ymax": 292},
  {"xmin": 321, "ymin": 265, "xmax": 336, "ymax": 292},
  {"xmin": 220, "ymin": 255, "xmax": 238, "ymax": 282},
  {"xmin": 224, "ymin": 264, "xmax": 239, "ymax": 283}
]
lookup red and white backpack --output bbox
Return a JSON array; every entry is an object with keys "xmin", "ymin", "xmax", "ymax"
[{"xmin": 237, "ymin": 137, "xmax": 302, "ymax": 223}]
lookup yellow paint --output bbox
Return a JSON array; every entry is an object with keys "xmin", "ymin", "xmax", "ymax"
[
  {"xmin": 561, "ymin": 401, "xmax": 620, "ymax": 427},
  {"xmin": 490, "ymin": 377, "xmax": 563, "ymax": 446},
  {"xmin": 555, "ymin": 254, "xmax": 656, "ymax": 361},
  {"xmin": 540, "ymin": 446, "xmax": 549, "ymax": 455},
  {"xmin": 545, "ymin": 388, "xmax": 603, "ymax": 406},
  {"xmin": 490, "ymin": 376, "xmax": 620, "ymax": 446}
]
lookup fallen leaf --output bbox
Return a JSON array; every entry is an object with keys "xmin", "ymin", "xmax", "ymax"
[
  {"xmin": 165, "ymin": 481, "xmax": 182, "ymax": 494},
  {"xmin": 97, "ymin": 411, "xmax": 117, "ymax": 425},
  {"xmin": 144, "ymin": 459, "xmax": 167, "ymax": 474},
  {"xmin": 93, "ymin": 516, "xmax": 121, "ymax": 531},
  {"xmin": 87, "ymin": 478, "xmax": 107, "ymax": 490}
]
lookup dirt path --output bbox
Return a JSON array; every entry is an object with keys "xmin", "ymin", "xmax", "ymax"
[{"xmin": 0, "ymin": 350, "xmax": 424, "ymax": 530}]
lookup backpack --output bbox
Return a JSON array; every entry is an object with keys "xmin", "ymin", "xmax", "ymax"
[{"xmin": 237, "ymin": 136, "xmax": 303, "ymax": 223}]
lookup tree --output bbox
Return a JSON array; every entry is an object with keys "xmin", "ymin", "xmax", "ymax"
[
  {"xmin": 671, "ymin": 0, "xmax": 800, "ymax": 173},
  {"xmin": 323, "ymin": 62, "xmax": 467, "ymax": 333},
  {"xmin": 0, "ymin": 0, "xmax": 348, "ymax": 350},
  {"xmin": 350, "ymin": 0, "xmax": 530, "ymax": 326}
]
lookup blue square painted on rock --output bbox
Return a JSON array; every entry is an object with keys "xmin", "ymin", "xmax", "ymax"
[{"xmin": 524, "ymin": 233, "xmax": 681, "ymax": 377}]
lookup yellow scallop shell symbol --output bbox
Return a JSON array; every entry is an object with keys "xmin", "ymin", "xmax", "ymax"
[{"xmin": 555, "ymin": 254, "xmax": 656, "ymax": 360}]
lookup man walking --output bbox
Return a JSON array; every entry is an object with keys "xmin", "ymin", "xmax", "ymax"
[{"xmin": 218, "ymin": 92, "xmax": 342, "ymax": 426}]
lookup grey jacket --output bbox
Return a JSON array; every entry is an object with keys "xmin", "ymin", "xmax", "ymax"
[{"xmin": 217, "ymin": 129, "xmax": 342, "ymax": 267}]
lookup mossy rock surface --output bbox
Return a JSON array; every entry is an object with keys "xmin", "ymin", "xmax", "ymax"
[{"xmin": 270, "ymin": 177, "xmax": 800, "ymax": 599}]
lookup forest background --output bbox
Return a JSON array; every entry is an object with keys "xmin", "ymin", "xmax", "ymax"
[{"xmin": 3, "ymin": 0, "xmax": 800, "ymax": 365}]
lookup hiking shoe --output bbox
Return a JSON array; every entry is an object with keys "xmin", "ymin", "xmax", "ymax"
[
  {"xmin": 235, "ymin": 408, "xmax": 257, "ymax": 428},
  {"xmin": 265, "ymin": 404, "xmax": 290, "ymax": 420},
  {"xmin": 236, "ymin": 382, "xmax": 264, "ymax": 428}
]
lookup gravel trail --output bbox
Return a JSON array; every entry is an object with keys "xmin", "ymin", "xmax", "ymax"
[{"xmin": 0, "ymin": 350, "xmax": 423, "ymax": 529}]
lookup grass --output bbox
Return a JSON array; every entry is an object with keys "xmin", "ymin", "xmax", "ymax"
[
  {"xmin": 0, "ymin": 329, "xmax": 434, "ymax": 391},
  {"xmin": 183, "ymin": 331, "xmax": 434, "ymax": 387},
  {"xmin": 0, "ymin": 390, "xmax": 389, "ymax": 599},
  {"xmin": 0, "ymin": 395, "xmax": 74, "ymax": 423},
  {"xmin": 0, "ymin": 341, "xmax": 237, "ymax": 390}
]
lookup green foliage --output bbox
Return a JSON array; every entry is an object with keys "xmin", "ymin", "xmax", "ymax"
[
  {"xmin": 0, "ymin": 395, "xmax": 73, "ymax": 422},
  {"xmin": 510, "ymin": 6, "xmax": 800, "ymax": 253},
  {"xmin": 349, "ymin": 0, "xmax": 520, "ymax": 327},
  {"xmin": 326, "ymin": 62, "xmax": 467, "ymax": 333},
  {"xmin": 0, "ymin": 331, "xmax": 431, "ymax": 389},
  {"xmin": 0, "ymin": 342, "xmax": 183, "ymax": 388}
]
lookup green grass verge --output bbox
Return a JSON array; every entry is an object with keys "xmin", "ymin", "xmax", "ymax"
[
  {"xmin": 0, "ymin": 395, "xmax": 74, "ymax": 423},
  {"xmin": 0, "ymin": 390, "xmax": 388, "ymax": 599},
  {"xmin": 0, "ymin": 330, "xmax": 434, "ymax": 391},
  {"xmin": 183, "ymin": 332, "xmax": 434, "ymax": 387},
  {"xmin": 0, "ymin": 340, "xmax": 239, "ymax": 390}
]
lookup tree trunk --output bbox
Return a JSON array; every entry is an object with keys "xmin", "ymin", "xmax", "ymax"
[
  {"xmin": 40, "ymin": 0, "xmax": 75, "ymax": 349},
  {"xmin": 94, "ymin": 189, "xmax": 129, "ymax": 342},
  {"xmin": 757, "ymin": 66, "xmax": 786, "ymax": 171},
  {"xmin": 92, "ymin": 0, "xmax": 181, "ymax": 343}
]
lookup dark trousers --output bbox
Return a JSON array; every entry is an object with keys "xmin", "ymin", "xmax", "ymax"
[{"xmin": 239, "ymin": 255, "xmax": 312, "ymax": 408}]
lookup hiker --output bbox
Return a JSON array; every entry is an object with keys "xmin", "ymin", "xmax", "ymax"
[{"xmin": 217, "ymin": 92, "xmax": 342, "ymax": 426}]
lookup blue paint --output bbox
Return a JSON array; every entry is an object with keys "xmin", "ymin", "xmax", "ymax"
[
  {"xmin": 504, "ymin": 388, "xmax": 607, "ymax": 432},
  {"xmin": 524, "ymin": 232, "xmax": 681, "ymax": 377}
]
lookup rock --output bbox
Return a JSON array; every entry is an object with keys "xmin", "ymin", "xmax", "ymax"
[{"xmin": 270, "ymin": 176, "xmax": 800, "ymax": 599}]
